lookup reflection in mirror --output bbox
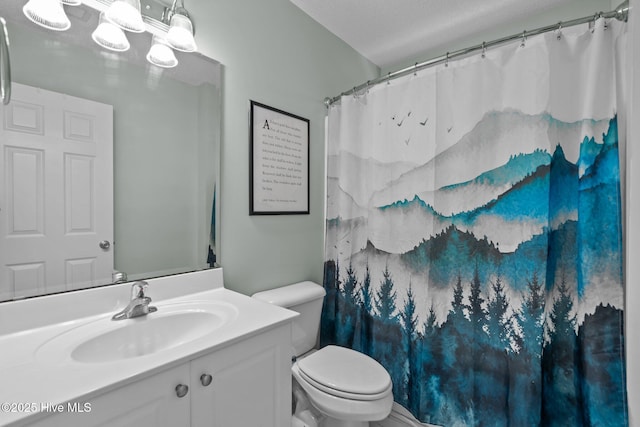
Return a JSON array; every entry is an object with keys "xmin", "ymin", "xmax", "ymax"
[{"xmin": 0, "ymin": 2, "xmax": 221, "ymax": 302}]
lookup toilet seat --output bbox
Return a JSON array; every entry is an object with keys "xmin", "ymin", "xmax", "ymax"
[
  {"xmin": 296, "ymin": 345, "xmax": 392, "ymax": 401},
  {"xmin": 292, "ymin": 362, "xmax": 394, "ymax": 423}
]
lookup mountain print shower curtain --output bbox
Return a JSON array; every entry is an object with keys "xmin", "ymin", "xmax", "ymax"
[{"xmin": 322, "ymin": 18, "xmax": 627, "ymax": 427}]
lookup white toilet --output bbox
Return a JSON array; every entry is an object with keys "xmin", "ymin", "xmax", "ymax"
[{"xmin": 253, "ymin": 281, "xmax": 394, "ymax": 427}]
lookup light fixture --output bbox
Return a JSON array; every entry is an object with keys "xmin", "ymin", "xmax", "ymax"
[
  {"xmin": 105, "ymin": 0, "xmax": 145, "ymax": 33},
  {"xmin": 166, "ymin": 2, "xmax": 197, "ymax": 52},
  {"xmin": 21, "ymin": 0, "xmax": 200, "ymax": 68},
  {"xmin": 92, "ymin": 13, "xmax": 130, "ymax": 52},
  {"xmin": 146, "ymin": 35, "xmax": 178, "ymax": 68},
  {"xmin": 22, "ymin": 0, "xmax": 71, "ymax": 31}
]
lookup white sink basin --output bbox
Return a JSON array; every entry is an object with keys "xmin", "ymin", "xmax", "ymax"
[{"xmin": 36, "ymin": 301, "xmax": 238, "ymax": 364}]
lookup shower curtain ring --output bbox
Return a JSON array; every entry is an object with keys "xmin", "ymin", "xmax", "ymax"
[
  {"xmin": 387, "ymin": 72, "xmax": 391, "ymax": 85},
  {"xmin": 520, "ymin": 31, "xmax": 527, "ymax": 48},
  {"xmin": 556, "ymin": 22, "xmax": 562, "ymax": 40},
  {"xmin": 414, "ymin": 63, "xmax": 418, "ymax": 76},
  {"xmin": 591, "ymin": 13, "xmax": 600, "ymax": 33},
  {"xmin": 481, "ymin": 42, "xmax": 486, "ymax": 58},
  {"xmin": 445, "ymin": 52, "xmax": 449, "ymax": 67}
]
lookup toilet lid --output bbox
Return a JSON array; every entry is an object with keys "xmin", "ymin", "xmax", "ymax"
[{"xmin": 297, "ymin": 345, "xmax": 391, "ymax": 397}]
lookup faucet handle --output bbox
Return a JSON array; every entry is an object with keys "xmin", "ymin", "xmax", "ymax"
[{"xmin": 131, "ymin": 281, "xmax": 149, "ymax": 299}]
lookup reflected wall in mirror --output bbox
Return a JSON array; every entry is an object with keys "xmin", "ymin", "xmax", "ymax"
[{"xmin": 0, "ymin": 2, "xmax": 221, "ymax": 302}]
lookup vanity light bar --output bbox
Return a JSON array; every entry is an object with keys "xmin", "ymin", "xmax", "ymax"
[
  {"xmin": 23, "ymin": 0, "xmax": 197, "ymax": 68},
  {"xmin": 83, "ymin": 0, "xmax": 171, "ymax": 39}
]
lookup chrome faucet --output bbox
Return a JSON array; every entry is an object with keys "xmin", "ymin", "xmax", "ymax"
[{"xmin": 112, "ymin": 281, "xmax": 158, "ymax": 321}]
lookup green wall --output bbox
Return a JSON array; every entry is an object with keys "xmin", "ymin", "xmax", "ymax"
[{"xmin": 189, "ymin": 0, "xmax": 379, "ymax": 295}]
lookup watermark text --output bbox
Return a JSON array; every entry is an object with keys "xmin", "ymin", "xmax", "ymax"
[{"xmin": 1, "ymin": 402, "xmax": 91, "ymax": 414}]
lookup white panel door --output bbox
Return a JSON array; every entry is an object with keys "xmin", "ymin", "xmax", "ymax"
[{"xmin": 0, "ymin": 83, "xmax": 113, "ymax": 300}]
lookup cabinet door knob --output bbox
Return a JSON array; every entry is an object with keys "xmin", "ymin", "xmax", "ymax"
[
  {"xmin": 200, "ymin": 374, "xmax": 213, "ymax": 387},
  {"xmin": 175, "ymin": 384, "xmax": 189, "ymax": 398}
]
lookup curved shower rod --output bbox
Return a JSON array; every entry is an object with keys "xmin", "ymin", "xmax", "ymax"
[{"xmin": 324, "ymin": 0, "xmax": 630, "ymax": 107}]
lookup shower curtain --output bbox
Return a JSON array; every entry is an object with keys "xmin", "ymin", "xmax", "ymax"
[{"xmin": 322, "ymin": 18, "xmax": 627, "ymax": 427}]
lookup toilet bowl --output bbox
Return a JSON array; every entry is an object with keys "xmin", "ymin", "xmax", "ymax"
[
  {"xmin": 252, "ymin": 282, "xmax": 394, "ymax": 427},
  {"xmin": 292, "ymin": 345, "xmax": 393, "ymax": 427}
]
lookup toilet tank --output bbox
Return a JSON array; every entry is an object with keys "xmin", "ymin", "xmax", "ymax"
[{"xmin": 252, "ymin": 281, "xmax": 326, "ymax": 357}]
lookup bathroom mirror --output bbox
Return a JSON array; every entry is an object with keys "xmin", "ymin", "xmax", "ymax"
[{"xmin": 0, "ymin": 2, "xmax": 221, "ymax": 302}]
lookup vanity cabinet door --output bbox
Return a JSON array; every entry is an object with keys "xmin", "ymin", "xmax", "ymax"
[
  {"xmin": 190, "ymin": 324, "xmax": 292, "ymax": 427},
  {"xmin": 25, "ymin": 364, "xmax": 191, "ymax": 427}
]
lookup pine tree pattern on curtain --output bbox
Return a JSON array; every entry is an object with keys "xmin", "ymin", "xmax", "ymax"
[{"xmin": 322, "ymin": 19, "xmax": 627, "ymax": 426}]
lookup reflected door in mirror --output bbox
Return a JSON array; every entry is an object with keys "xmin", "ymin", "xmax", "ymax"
[{"xmin": 0, "ymin": 83, "xmax": 114, "ymax": 300}]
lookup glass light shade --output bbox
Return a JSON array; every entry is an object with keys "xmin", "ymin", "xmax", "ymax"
[
  {"xmin": 146, "ymin": 36, "xmax": 178, "ymax": 68},
  {"xmin": 105, "ymin": 0, "xmax": 145, "ymax": 33},
  {"xmin": 92, "ymin": 13, "xmax": 130, "ymax": 52},
  {"xmin": 61, "ymin": 0, "xmax": 81, "ymax": 5},
  {"xmin": 166, "ymin": 13, "xmax": 197, "ymax": 52},
  {"xmin": 22, "ymin": 0, "xmax": 71, "ymax": 31}
]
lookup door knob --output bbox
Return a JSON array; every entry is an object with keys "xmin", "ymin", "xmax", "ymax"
[{"xmin": 99, "ymin": 240, "xmax": 111, "ymax": 250}]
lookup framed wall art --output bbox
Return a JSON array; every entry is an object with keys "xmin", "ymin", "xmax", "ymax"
[{"xmin": 249, "ymin": 100, "xmax": 310, "ymax": 215}]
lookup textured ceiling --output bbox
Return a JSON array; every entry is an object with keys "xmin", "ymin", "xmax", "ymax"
[{"xmin": 289, "ymin": 0, "xmax": 595, "ymax": 69}]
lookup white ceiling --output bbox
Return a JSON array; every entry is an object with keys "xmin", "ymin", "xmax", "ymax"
[{"xmin": 289, "ymin": 0, "xmax": 592, "ymax": 69}]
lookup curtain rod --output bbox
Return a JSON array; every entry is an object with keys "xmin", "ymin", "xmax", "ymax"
[{"xmin": 324, "ymin": 0, "xmax": 629, "ymax": 107}]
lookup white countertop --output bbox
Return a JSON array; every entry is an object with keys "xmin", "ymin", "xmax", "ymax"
[{"xmin": 0, "ymin": 269, "xmax": 297, "ymax": 426}]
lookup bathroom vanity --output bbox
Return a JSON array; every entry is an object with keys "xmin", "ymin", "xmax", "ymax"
[{"xmin": 0, "ymin": 269, "xmax": 297, "ymax": 427}]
